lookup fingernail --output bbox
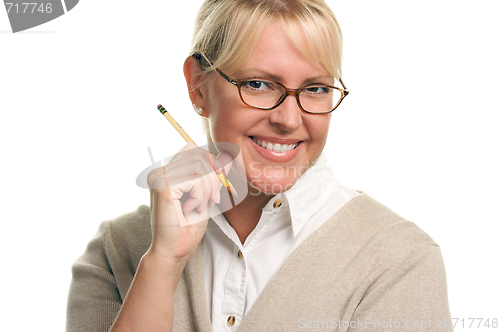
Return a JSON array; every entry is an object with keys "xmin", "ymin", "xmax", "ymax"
[
  {"xmin": 216, "ymin": 190, "xmax": 221, "ymax": 204},
  {"xmin": 201, "ymin": 200, "xmax": 208, "ymax": 212},
  {"xmin": 212, "ymin": 156, "xmax": 224, "ymax": 171}
]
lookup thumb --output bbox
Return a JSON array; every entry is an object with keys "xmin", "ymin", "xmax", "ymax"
[{"xmin": 213, "ymin": 150, "xmax": 233, "ymax": 175}]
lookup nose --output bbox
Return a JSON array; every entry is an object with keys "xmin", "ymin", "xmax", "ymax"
[{"xmin": 268, "ymin": 94, "xmax": 303, "ymax": 132}]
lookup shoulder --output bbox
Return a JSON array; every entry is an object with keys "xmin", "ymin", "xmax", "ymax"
[
  {"xmin": 102, "ymin": 204, "xmax": 151, "ymax": 243},
  {"xmin": 310, "ymin": 192, "xmax": 447, "ymax": 290},
  {"xmin": 314, "ymin": 192, "xmax": 440, "ymax": 268},
  {"xmin": 77, "ymin": 205, "xmax": 152, "ymax": 277},
  {"xmin": 98, "ymin": 204, "xmax": 152, "ymax": 266},
  {"xmin": 74, "ymin": 205, "xmax": 152, "ymax": 296},
  {"xmin": 336, "ymin": 192, "xmax": 437, "ymax": 246}
]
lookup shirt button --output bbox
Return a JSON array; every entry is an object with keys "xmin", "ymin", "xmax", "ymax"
[
  {"xmin": 237, "ymin": 250, "xmax": 243, "ymax": 259},
  {"xmin": 273, "ymin": 199, "xmax": 283, "ymax": 208},
  {"xmin": 227, "ymin": 315, "xmax": 236, "ymax": 326}
]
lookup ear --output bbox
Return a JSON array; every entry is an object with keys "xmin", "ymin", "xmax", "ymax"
[{"xmin": 184, "ymin": 56, "xmax": 207, "ymax": 116}]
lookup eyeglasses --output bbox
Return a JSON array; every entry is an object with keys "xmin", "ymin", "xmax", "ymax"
[{"xmin": 195, "ymin": 52, "xmax": 349, "ymax": 114}]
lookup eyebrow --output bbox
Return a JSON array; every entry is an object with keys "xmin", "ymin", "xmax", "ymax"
[{"xmin": 234, "ymin": 68, "xmax": 334, "ymax": 85}]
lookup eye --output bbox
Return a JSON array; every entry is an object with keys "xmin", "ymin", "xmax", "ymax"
[
  {"xmin": 241, "ymin": 80, "xmax": 274, "ymax": 93},
  {"xmin": 304, "ymin": 85, "xmax": 331, "ymax": 94}
]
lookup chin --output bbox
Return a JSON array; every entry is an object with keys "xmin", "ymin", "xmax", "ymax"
[{"xmin": 247, "ymin": 176, "xmax": 297, "ymax": 196}]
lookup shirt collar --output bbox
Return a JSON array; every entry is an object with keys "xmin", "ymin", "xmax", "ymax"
[
  {"xmin": 210, "ymin": 153, "xmax": 338, "ymax": 244},
  {"xmin": 280, "ymin": 153, "xmax": 338, "ymax": 236}
]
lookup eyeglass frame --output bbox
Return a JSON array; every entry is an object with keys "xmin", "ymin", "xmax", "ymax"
[{"xmin": 194, "ymin": 52, "xmax": 349, "ymax": 114}]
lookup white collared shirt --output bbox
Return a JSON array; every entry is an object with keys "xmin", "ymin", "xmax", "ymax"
[{"xmin": 203, "ymin": 154, "xmax": 359, "ymax": 331}]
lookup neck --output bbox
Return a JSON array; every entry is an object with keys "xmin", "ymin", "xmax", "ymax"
[{"xmin": 222, "ymin": 185, "xmax": 274, "ymax": 245}]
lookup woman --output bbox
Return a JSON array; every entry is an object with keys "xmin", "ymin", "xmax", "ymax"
[{"xmin": 66, "ymin": 0, "xmax": 453, "ymax": 331}]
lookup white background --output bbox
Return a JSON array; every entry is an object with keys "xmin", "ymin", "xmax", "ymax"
[{"xmin": 1, "ymin": 1, "xmax": 499, "ymax": 331}]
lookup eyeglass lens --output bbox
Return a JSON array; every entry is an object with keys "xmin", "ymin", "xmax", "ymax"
[{"xmin": 239, "ymin": 80, "xmax": 342, "ymax": 113}]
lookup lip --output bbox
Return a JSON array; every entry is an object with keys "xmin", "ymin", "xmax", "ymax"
[
  {"xmin": 249, "ymin": 136, "xmax": 301, "ymax": 163},
  {"xmin": 250, "ymin": 135, "xmax": 303, "ymax": 145}
]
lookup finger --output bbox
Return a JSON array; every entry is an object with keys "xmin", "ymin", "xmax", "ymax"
[
  {"xmin": 168, "ymin": 143, "xmax": 216, "ymax": 169},
  {"xmin": 178, "ymin": 171, "xmax": 215, "ymax": 214},
  {"xmin": 166, "ymin": 148, "xmax": 215, "ymax": 177},
  {"xmin": 166, "ymin": 160, "xmax": 220, "ymax": 207},
  {"xmin": 183, "ymin": 199, "xmax": 214, "ymax": 228},
  {"xmin": 147, "ymin": 157, "xmax": 212, "ymax": 189},
  {"xmin": 211, "ymin": 150, "xmax": 234, "ymax": 175},
  {"xmin": 168, "ymin": 174, "xmax": 204, "ymax": 212},
  {"xmin": 149, "ymin": 167, "xmax": 218, "ymax": 218},
  {"xmin": 147, "ymin": 166, "xmax": 169, "ymax": 190},
  {"xmin": 196, "ymin": 173, "xmax": 212, "ymax": 213},
  {"xmin": 167, "ymin": 148, "xmax": 222, "ymax": 205},
  {"xmin": 148, "ymin": 147, "xmax": 223, "ymax": 212},
  {"xmin": 195, "ymin": 150, "xmax": 228, "ymax": 202},
  {"xmin": 212, "ymin": 151, "xmax": 234, "ymax": 196},
  {"xmin": 167, "ymin": 145, "xmax": 223, "ymax": 180},
  {"xmin": 209, "ymin": 169, "xmax": 221, "ymax": 204},
  {"xmin": 169, "ymin": 143, "xmax": 198, "ymax": 163},
  {"xmin": 167, "ymin": 174, "xmax": 213, "ymax": 218}
]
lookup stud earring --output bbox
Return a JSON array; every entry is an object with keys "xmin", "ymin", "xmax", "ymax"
[{"xmin": 196, "ymin": 107, "xmax": 204, "ymax": 115}]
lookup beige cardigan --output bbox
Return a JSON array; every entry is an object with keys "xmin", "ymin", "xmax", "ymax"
[{"xmin": 66, "ymin": 193, "xmax": 453, "ymax": 331}]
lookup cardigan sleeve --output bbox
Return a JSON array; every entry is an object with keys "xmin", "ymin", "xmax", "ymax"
[
  {"xmin": 66, "ymin": 205, "xmax": 151, "ymax": 332},
  {"xmin": 66, "ymin": 221, "xmax": 121, "ymax": 332},
  {"xmin": 349, "ymin": 244, "xmax": 453, "ymax": 331}
]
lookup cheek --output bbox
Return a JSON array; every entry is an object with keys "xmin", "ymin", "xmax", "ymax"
[
  {"xmin": 206, "ymin": 88, "xmax": 241, "ymax": 139},
  {"xmin": 209, "ymin": 109, "xmax": 244, "ymax": 144},
  {"xmin": 310, "ymin": 115, "xmax": 331, "ymax": 142}
]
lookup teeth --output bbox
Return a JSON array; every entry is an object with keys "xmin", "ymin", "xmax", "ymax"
[{"xmin": 251, "ymin": 137, "xmax": 299, "ymax": 152}]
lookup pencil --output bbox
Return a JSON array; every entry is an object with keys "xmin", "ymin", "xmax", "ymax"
[{"xmin": 157, "ymin": 104, "xmax": 238, "ymax": 197}]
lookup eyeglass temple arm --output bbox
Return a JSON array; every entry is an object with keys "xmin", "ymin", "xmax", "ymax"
[
  {"xmin": 195, "ymin": 52, "xmax": 239, "ymax": 86},
  {"xmin": 339, "ymin": 78, "xmax": 349, "ymax": 95},
  {"xmin": 216, "ymin": 69, "xmax": 239, "ymax": 86}
]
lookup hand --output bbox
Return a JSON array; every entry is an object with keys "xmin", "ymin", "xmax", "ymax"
[{"xmin": 146, "ymin": 143, "xmax": 232, "ymax": 266}]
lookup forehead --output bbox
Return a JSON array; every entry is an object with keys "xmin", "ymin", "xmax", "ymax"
[{"xmin": 235, "ymin": 22, "xmax": 330, "ymax": 82}]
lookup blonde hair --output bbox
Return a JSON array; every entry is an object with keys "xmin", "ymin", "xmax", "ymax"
[{"xmin": 189, "ymin": 0, "xmax": 343, "ymax": 140}]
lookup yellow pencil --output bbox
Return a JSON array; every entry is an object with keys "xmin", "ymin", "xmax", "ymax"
[{"xmin": 157, "ymin": 104, "xmax": 238, "ymax": 197}]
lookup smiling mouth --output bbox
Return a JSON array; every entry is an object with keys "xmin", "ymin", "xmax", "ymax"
[{"xmin": 250, "ymin": 136, "xmax": 301, "ymax": 153}]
